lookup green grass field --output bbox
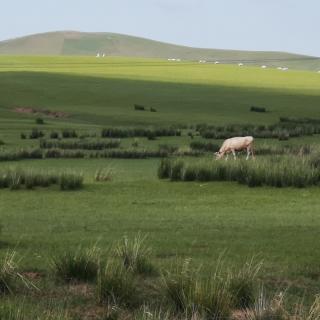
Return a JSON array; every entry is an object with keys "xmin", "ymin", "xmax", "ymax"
[{"xmin": 0, "ymin": 56, "xmax": 320, "ymax": 318}]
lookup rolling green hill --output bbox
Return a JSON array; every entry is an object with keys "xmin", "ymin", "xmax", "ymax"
[{"xmin": 0, "ymin": 31, "xmax": 319, "ymax": 71}]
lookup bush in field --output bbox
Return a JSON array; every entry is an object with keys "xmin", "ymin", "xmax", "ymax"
[
  {"xmin": 250, "ymin": 106, "xmax": 266, "ymax": 113},
  {"xmin": 134, "ymin": 104, "xmax": 146, "ymax": 111},
  {"xmin": 0, "ymin": 140, "xmax": 4, "ymax": 146},
  {"xmin": 51, "ymin": 246, "xmax": 100, "ymax": 282},
  {"xmin": 115, "ymin": 234, "xmax": 156, "ymax": 276},
  {"xmin": 62, "ymin": 129, "xmax": 78, "ymax": 138},
  {"xmin": 59, "ymin": 172, "xmax": 84, "ymax": 190},
  {"xmin": 150, "ymin": 107, "xmax": 157, "ymax": 112},
  {"xmin": 97, "ymin": 262, "xmax": 138, "ymax": 308},
  {"xmin": 35, "ymin": 117, "xmax": 44, "ymax": 125},
  {"xmin": 20, "ymin": 133, "xmax": 26, "ymax": 140},
  {"xmin": 50, "ymin": 131, "xmax": 59, "ymax": 139},
  {"xmin": 29, "ymin": 128, "xmax": 45, "ymax": 139}
]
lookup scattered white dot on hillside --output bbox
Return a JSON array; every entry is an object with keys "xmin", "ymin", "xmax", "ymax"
[
  {"xmin": 261, "ymin": 65, "xmax": 267, "ymax": 69},
  {"xmin": 238, "ymin": 63, "xmax": 244, "ymax": 66}
]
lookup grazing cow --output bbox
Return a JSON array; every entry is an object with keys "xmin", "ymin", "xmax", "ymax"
[{"xmin": 215, "ymin": 136, "xmax": 255, "ymax": 160}]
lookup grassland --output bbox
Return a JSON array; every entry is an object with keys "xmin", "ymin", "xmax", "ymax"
[{"xmin": 0, "ymin": 56, "xmax": 320, "ymax": 318}]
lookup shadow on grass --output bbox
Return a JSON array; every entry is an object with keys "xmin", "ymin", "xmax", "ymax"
[{"xmin": 0, "ymin": 71, "xmax": 319, "ymax": 126}]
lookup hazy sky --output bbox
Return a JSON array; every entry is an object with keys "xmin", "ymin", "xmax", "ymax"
[{"xmin": 1, "ymin": 0, "xmax": 319, "ymax": 56}]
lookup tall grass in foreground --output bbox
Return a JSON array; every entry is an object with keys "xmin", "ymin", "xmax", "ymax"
[
  {"xmin": 0, "ymin": 168, "xmax": 84, "ymax": 190},
  {"xmin": 0, "ymin": 251, "xmax": 35, "ymax": 295},
  {"xmin": 115, "ymin": 234, "xmax": 156, "ymax": 276},
  {"xmin": 229, "ymin": 259, "xmax": 263, "ymax": 309},
  {"xmin": 97, "ymin": 262, "xmax": 138, "ymax": 308},
  {"xmin": 158, "ymin": 157, "xmax": 320, "ymax": 188},
  {"xmin": 51, "ymin": 245, "xmax": 100, "ymax": 282},
  {"xmin": 161, "ymin": 259, "xmax": 232, "ymax": 319}
]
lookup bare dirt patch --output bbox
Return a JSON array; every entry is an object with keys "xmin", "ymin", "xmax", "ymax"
[{"xmin": 14, "ymin": 107, "xmax": 69, "ymax": 118}]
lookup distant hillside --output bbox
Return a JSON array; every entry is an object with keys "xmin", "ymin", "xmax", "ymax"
[{"xmin": 0, "ymin": 31, "xmax": 319, "ymax": 71}]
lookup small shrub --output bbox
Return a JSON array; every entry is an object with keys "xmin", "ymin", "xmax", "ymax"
[
  {"xmin": 150, "ymin": 107, "xmax": 157, "ymax": 112},
  {"xmin": 50, "ymin": 131, "xmax": 59, "ymax": 139},
  {"xmin": 134, "ymin": 104, "xmax": 146, "ymax": 111},
  {"xmin": 51, "ymin": 246, "xmax": 100, "ymax": 282},
  {"xmin": 29, "ymin": 128, "xmax": 44, "ymax": 139},
  {"xmin": 97, "ymin": 262, "xmax": 138, "ymax": 308},
  {"xmin": 0, "ymin": 140, "xmax": 4, "ymax": 146},
  {"xmin": 250, "ymin": 106, "xmax": 266, "ymax": 113},
  {"xmin": 62, "ymin": 129, "xmax": 78, "ymax": 138},
  {"xmin": 20, "ymin": 133, "xmax": 26, "ymax": 140},
  {"xmin": 35, "ymin": 117, "xmax": 44, "ymax": 125}
]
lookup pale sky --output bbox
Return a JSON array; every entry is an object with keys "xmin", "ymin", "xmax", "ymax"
[{"xmin": 1, "ymin": 0, "xmax": 319, "ymax": 56}]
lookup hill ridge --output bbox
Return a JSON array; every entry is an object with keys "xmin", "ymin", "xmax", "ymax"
[{"xmin": 0, "ymin": 31, "xmax": 319, "ymax": 71}]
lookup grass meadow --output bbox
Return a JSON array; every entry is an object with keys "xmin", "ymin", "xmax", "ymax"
[{"xmin": 0, "ymin": 56, "xmax": 320, "ymax": 318}]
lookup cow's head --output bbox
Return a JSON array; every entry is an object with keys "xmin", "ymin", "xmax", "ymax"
[{"xmin": 214, "ymin": 151, "xmax": 223, "ymax": 160}]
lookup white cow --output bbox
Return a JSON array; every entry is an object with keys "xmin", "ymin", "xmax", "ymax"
[{"xmin": 215, "ymin": 136, "xmax": 255, "ymax": 160}]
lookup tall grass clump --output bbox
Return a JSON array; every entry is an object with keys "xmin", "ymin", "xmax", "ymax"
[
  {"xmin": 0, "ymin": 168, "xmax": 84, "ymax": 191},
  {"xmin": 229, "ymin": 259, "xmax": 262, "ymax": 309},
  {"xmin": 0, "ymin": 149, "xmax": 43, "ymax": 162},
  {"xmin": 29, "ymin": 128, "xmax": 45, "ymax": 139},
  {"xmin": 161, "ymin": 259, "xmax": 232, "ymax": 319},
  {"xmin": 40, "ymin": 139, "xmax": 121, "ymax": 150},
  {"xmin": 242, "ymin": 287, "xmax": 287, "ymax": 320},
  {"xmin": 158, "ymin": 157, "xmax": 320, "ymax": 188},
  {"xmin": 97, "ymin": 262, "xmax": 138, "ymax": 308},
  {"xmin": 0, "ymin": 302, "xmax": 25, "ymax": 320},
  {"xmin": 95, "ymin": 167, "xmax": 114, "ymax": 182},
  {"xmin": 158, "ymin": 158, "xmax": 172, "ymax": 179},
  {"xmin": 0, "ymin": 251, "xmax": 34, "ymax": 295},
  {"xmin": 115, "ymin": 234, "xmax": 156, "ymax": 276},
  {"xmin": 51, "ymin": 245, "xmax": 100, "ymax": 282},
  {"xmin": 59, "ymin": 172, "xmax": 84, "ymax": 190},
  {"xmin": 293, "ymin": 295, "xmax": 320, "ymax": 320}
]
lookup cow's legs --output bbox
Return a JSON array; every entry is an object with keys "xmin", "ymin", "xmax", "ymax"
[
  {"xmin": 246, "ymin": 147, "xmax": 251, "ymax": 160},
  {"xmin": 232, "ymin": 149, "xmax": 237, "ymax": 160},
  {"xmin": 225, "ymin": 153, "xmax": 229, "ymax": 161}
]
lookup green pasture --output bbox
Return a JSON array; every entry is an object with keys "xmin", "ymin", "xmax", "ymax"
[
  {"xmin": 0, "ymin": 56, "xmax": 320, "ymax": 314},
  {"xmin": 0, "ymin": 56, "xmax": 320, "ymax": 127}
]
